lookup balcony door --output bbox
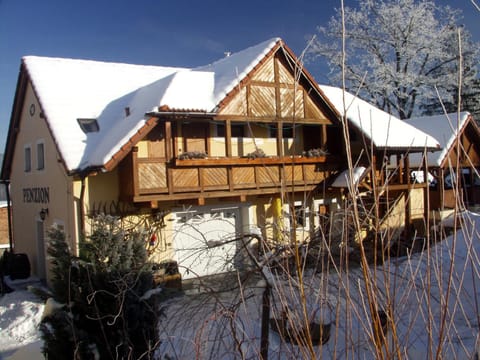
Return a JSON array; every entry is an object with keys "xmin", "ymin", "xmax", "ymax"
[
  {"xmin": 183, "ymin": 122, "xmax": 208, "ymax": 153},
  {"xmin": 147, "ymin": 126, "xmax": 166, "ymax": 158}
]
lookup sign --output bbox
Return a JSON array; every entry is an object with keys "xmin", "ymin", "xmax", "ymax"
[{"xmin": 23, "ymin": 187, "xmax": 49, "ymax": 204}]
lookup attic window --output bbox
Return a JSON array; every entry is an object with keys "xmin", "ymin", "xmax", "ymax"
[{"xmin": 77, "ymin": 118, "xmax": 99, "ymax": 133}]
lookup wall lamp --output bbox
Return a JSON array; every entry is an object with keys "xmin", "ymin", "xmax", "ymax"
[{"xmin": 39, "ymin": 208, "xmax": 49, "ymax": 221}]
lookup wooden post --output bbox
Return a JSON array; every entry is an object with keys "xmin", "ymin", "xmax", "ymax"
[
  {"xmin": 132, "ymin": 147, "xmax": 139, "ymax": 197},
  {"xmin": 276, "ymin": 122, "xmax": 283, "ymax": 157},
  {"xmin": 398, "ymin": 154, "xmax": 403, "ymax": 184},
  {"xmin": 423, "ymin": 154, "xmax": 430, "ymax": 234},
  {"xmin": 165, "ymin": 121, "xmax": 174, "ymax": 195},
  {"xmin": 321, "ymin": 124, "xmax": 327, "ymax": 150},
  {"xmin": 405, "ymin": 155, "xmax": 411, "ymax": 240},
  {"xmin": 225, "ymin": 120, "xmax": 232, "ymax": 157},
  {"xmin": 439, "ymin": 168, "xmax": 445, "ymax": 210},
  {"xmin": 260, "ymin": 284, "xmax": 271, "ymax": 360}
]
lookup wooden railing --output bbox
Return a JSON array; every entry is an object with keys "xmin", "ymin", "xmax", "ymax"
[{"xmin": 126, "ymin": 154, "xmax": 336, "ymax": 202}]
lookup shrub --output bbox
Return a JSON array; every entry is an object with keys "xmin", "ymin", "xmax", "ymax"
[{"xmin": 40, "ymin": 216, "xmax": 159, "ymax": 359}]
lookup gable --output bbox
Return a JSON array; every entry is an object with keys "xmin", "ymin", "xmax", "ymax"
[
  {"xmin": 442, "ymin": 118, "xmax": 480, "ymax": 168},
  {"xmin": 217, "ymin": 51, "xmax": 333, "ymax": 124}
]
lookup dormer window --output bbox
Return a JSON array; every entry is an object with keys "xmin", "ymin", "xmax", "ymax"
[{"xmin": 77, "ymin": 118, "xmax": 99, "ymax": 133}]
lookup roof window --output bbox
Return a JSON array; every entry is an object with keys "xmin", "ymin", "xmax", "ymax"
[{"xmin": 77, "ymin": 118, "xmax": 99, "ymax": 133}]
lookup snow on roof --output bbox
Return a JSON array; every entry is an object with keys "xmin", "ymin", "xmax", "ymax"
[
  {"xmin": 23, "ymin": 38, "xmax": 281, "ymax": 172},
  {"xmin": 319, "ymin": 85, "xmax": 441, "ymax": 151},
  {"xmin": 331, "ymin": 166, "xmax": 367, "ymax": 188},
  {"xmin": 196, "ymin": 38, "xmax": 280, "ymax": 106},
  {"xmin": 404, "ymin": 112, "xmax": 471, "ymax": 167}
]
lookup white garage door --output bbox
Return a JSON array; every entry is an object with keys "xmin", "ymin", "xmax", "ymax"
[{"xmin": 173, "ymin": 208, "xmax": 240, "ymax": 279}]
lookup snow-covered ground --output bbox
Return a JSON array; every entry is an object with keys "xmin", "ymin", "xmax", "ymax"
[
  {"xmin": 0, "ymin": 279, "xmax": 45, "ymax": 360},
  {"xmin": 2, "ymin": 211, "xmax": 480, "ymax": 359}
]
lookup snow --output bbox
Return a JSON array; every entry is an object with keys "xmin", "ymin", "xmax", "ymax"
[
  {"xmin": 319, "ymin": 85, "xmax": 441, "ymax": 151},
  {"xmin": 23, "ymin": 38, "xmax": 280, "ymax": 173},
  {"xmin": 404, "ymin": 112, "xmax": 471, "ymax": 167},
  {"xmin": 0, "ymin": 281, "xmax": 44, "ymax": 359},
  {"xmin": 331, "ymin": 166, "xmax": 367, "ymax": 188},
  {"xmin": 3, "ymin": 210, "xmax": 480, "ymax": 358}
]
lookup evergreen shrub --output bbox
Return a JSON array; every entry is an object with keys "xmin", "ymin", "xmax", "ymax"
[{"xmin": 40, "ymin": 215, "xmax": 159, "ymax": 359}]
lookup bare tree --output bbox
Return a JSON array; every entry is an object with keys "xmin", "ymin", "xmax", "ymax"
[{"xmin": 310, "ymin": 0, "xmax": 479, "ymax": 119}]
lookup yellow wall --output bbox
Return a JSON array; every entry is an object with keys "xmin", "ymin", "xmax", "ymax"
[
  {"xmin": 209, "ymin": 123, "xmax": 302, "ymax": 158},
  {"xmin": 84, "ymin": 170, "xmax": 120, "ymax": 215},
  {"xmin": 9, "ymin": 83, "xmax": 76, "ymax": 281},
  {"xmin": 410, "ymin": 188, "xmax": 425, "ymax": 219}
]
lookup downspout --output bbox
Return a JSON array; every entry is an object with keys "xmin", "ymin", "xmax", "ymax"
[{"xmin": 79, "ymin": 176, "xmax": 86, "ymax": 235}]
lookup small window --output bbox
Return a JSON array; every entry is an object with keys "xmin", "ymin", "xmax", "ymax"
[
  {"xmin": 37, "ymin": 142, "xmax": 45, "ymax": 170},
  {"xmin": 216, "ymin": 123, "xmax": 244, "ymax": 137},
  {"xmin": 216, "ymin": 124, "xmax": 225, "ymax": 137},
  {"xmin": 77, "ymin": 118, "xmax": 99, "ymax": 133},
  {"xmin": 268, "ymin": 124, "xmax": 294, "ymax": 138},
  {"xmin": 294, "ymin": 205, "xmax": 307, "ymax": 227},
  {"xmin": 292, "ymin": 204, "xmax": 309, "ymax": 228},
  {"xmin": 232, "ymin": 124, "xmax": 245, "ymax": 137},
  {"xmin": 24, "ymin": 146, "xmax": 31, "ymax": 172}
]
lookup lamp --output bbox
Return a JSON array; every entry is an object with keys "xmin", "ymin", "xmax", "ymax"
[{"xmin": 39, "ymin": 208, "xmax": 49, "ymax": 221}]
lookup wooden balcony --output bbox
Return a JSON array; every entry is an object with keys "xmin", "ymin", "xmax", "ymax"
[{"xmin": 121, "ymin": 153, "xmax": 337, "ymax": 203}]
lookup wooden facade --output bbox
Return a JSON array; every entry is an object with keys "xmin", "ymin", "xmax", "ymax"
[
  {"xmin": 118, "ymin": 48, "xmax": 341, "ymax": 206},
  {"xmin": 430, "ymin": 116, "xmax": 480, "ymax": 210}
]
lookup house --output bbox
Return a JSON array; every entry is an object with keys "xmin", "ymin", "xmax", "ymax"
[
  {"xmin": 1, "ymin": 38, "xmax": 356, "ymax": 282},
  {"xmin": 405, "ymin": 112, "xmax": 480, "ymax": 212},
  {"xmin": 319, "ymin": 85, "xmax": 441, "ymax": 240}
]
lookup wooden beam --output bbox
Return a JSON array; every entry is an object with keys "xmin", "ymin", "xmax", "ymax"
[
  {"xmin": 165, "ymin": 121, "xmax": 172, "ymax": 160},
  {"xmin": 276, "ymin": 123, "xmax": 283, "ymax": 157},
  {"xmin": 225, "ymin": 119, "xmax": 232, "ymax": 157},
  {"xmin": 213, "ymin": 114, "xmax": 331, "ymax": 124},
  {"xmin": 405, "ymin": 155, "xmax": 411, "ymax": 239},
  {"xmin": 423, "ymin": 154, "xmax": 430, "ymax": 232},
  {"xmin": 174, "ymin": 155, "xmax": 328, "ymax": 166},
  {"xmin": 133, "ymin": 184, "xmax": 318, "ymax": 203},
  {"xmin": 322, "ymin": 124, "xmax": 327, "ymax": 150},
  {"xmin": 132, "ymin": 147, "xmax": 139, "ymax": 197}
]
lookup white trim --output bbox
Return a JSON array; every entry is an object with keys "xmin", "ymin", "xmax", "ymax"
[
  {"xmin": 36, "ymin": 139, "xmax": 46, "ymax": 172},
  {"xmin": 24, "ymin": 143, "xmax": 32, "ymax": 173},
  {"xmin": 283, "ymin": 201, "xmax": 311, "ymax": 231}
]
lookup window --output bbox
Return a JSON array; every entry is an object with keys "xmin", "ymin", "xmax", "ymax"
[
  {"xmin": 268, "ymin": 124, "xmax": 294, "ymax": 138},
  {"xmin": 293, "ymin": 205, "xmax": 308, "ymax": 228},
  {"xmin": 288, "ymin": 203, "xmax": 309, "ymax": 229},
  {"xmin": 37, "ymin": 142, "xmax": 45, "ymax": 170},
  {"xmin": 216, "ymin": 123, "xmax": 245, "ymax": 137},
  {"xmin": 24, "ymin": 146, "xmax": 31, "ymax": 172},
  {"xmin": 77, "ymin": 118, "xmax": 99, "ymax": 133}
]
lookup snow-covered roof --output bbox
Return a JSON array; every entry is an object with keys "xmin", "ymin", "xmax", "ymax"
[
  {"xmin": 331, "ymin": 166, "xmax": 367, "ymax": 188},
  {"xmin": 23, "ymin": 38, "xmax": 281, "ymax": 172},
  {"xmin": 319, "ymin": 85, "xmax": 441, "ymax": 151},
  {"xmin": 404, "ymin": 112, "xmax": 471, "ymax": 167}
]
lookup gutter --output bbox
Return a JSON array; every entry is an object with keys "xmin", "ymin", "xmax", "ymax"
[{"xmin": 146, "ymin": 110, "xmax": 218, "ymax": 119}]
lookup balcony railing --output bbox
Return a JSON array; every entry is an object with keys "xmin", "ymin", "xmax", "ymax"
[{"xmin": 124, "ymin": 154, "xmax": 336, "ymax": 202}]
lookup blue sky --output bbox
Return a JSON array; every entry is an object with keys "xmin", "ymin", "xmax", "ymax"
[{"xmin": 0, "ymin": 0, "xmax": 478, "ymax": 153}]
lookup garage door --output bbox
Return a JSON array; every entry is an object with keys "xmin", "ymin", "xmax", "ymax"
[{"xmin": 173, "ymin": 208, "xmax": 239, "ymax": 279}]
